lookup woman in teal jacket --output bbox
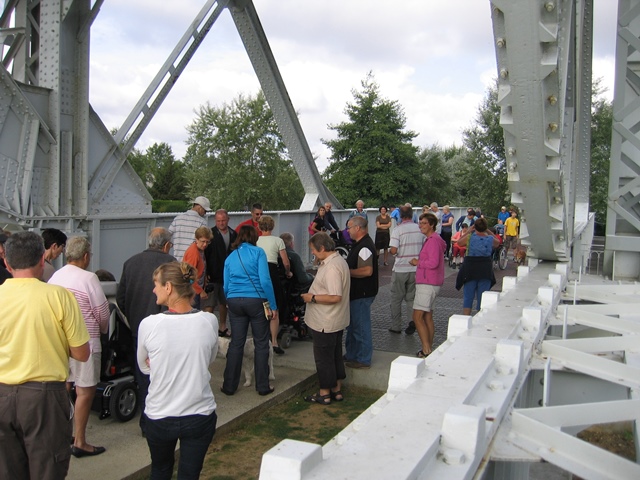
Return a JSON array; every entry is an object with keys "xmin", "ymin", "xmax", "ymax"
[{"xmin": 221, "ymin": 225, "xmax": 277, "ymax": 396}]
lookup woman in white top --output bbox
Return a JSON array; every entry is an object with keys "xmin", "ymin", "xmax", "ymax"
[
  {"xmin": 256, "ymin": 215, "xmax": 292, "ymax": 355},
  {"xmin": 138, "ymin": 262, "xmax": 219, "ymax": 480}
]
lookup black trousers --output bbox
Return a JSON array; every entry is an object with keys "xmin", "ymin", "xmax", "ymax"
[{"xmin": 310, "ymin": 328, "xmax": 346, "ymax": 389}]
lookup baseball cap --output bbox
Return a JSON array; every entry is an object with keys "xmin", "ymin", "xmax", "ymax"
[{"xmin": 193, "ymin": 196, "xmax": 211, "ymax": 211}]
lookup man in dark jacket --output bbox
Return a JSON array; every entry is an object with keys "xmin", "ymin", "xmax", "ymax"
[
  {"xmin": 344, "ymin": 216, "xmax": 378, "ymax": 369},
  {"xmin": 204, "ymin": 209, "xmax": 238, "ymax": 337},
  {"xmin": 116, "ymin": 227, "xmax": 174, "ymax": 436}
]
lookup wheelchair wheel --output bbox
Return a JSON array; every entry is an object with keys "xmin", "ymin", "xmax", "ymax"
[
  {"xmin": 336, "ymin": 246, "xmax": 349, "ymax": 260},
  {"xmin": 498, "ymin": 247, "xmax": 508, "ymax": 270},
  {"xmin": 110, "ymin": 381, "xmax": 138, "ymax": 422}
]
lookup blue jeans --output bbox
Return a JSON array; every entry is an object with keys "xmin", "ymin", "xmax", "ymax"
[
  {"xmin": 145, "ymin": 411, "xmax": 217, "ymax": 480},
  {"xmin": 345, "ymin": 296, "xmax": 375, "ymax": 365},
  {"xmin": 133, "ymin": 335, "xmax": 150, "ymax": 435},
  {"xmin": 223, "ymin": 297, "xmax": 271, "ymax": 393},
  {"xmin": 463, "ymin": 279, "xmax": 492, "ymax": 310}
]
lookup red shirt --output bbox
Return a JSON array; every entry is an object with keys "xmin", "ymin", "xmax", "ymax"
[{"xmin": 237, "ymin": 218, "xmax": 263, "ymax": 236}]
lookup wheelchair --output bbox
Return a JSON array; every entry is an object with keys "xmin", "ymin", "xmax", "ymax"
[{"xmin": 492, "ymin": 243, "xmax": 508, "ymax": 270}]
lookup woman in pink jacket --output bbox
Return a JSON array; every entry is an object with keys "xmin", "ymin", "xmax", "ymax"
[{"xmin": 409, "ymin": 212, "xmax": 446, "ymax": 358}]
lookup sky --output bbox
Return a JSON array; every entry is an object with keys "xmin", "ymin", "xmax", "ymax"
[{"xmin": 89, "ymin": 0, "xmax": 618, "ymax": 172}]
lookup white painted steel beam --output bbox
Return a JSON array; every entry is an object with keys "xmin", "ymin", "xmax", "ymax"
[
  {"xmin": 606, "ymin": 0, "xmax": 640, "ymax": 278},
  {"xmin": 490, "ymin": 0, "xmax": 590, "ymax": 262},
  {"xmin": 260, "ymin": 264, "xmax": 567, "ymax": 479},
  {"xmin": 542, "ymin": 336, "xmax": 640, "ymax": 389},
  {"xmin": 512, "ymin": 401, "xmax": 640, "ymax": 480}
]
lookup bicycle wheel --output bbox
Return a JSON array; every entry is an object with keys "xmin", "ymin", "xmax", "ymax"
[{"xmin": 498, "ymin": 247, "xmax": 508, "ymax": 270}]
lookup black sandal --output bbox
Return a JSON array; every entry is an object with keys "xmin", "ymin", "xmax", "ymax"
[
  {"xmin": 218, "ymin": 328, "xmax": 230, "ymax": 337},
  {"xmin": 330, "ymin": 390, "xmax": 344, "ymax": 402},
  {"xmin": 304, "ymin": 392, "xmax": 331, "ymax": 405},
  {"xmin": 417, "ymin": 350, "xmax": 430, "ymax": 358}
]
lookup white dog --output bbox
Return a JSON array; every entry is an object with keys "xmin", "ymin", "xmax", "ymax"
[{"xmin": 217, "ymin": 337, "xmax": 275, "ymax": 387}]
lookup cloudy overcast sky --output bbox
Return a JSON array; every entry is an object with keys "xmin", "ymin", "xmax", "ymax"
[{"xmin": 89, "ymin": 0, "xmax": 617, "ymax": 171}]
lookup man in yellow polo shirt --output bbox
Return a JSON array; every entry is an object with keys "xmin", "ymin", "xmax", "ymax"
[{"xmin": 0, "ymin": 231, "xmax": 89, "ymax": 480}]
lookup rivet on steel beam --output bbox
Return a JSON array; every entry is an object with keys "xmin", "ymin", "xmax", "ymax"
[
  {"xmin": 548, "ymin": 123, "xmax": 558, "ymax": 132},
  {"xmin": 548, "ymin": 95, "xmax": 557, "ymax": 105},
  {"xmin": 545, "ymin": 2, "xmax": 555, "ymax": 12},
  {"xmin": 554, "ymin": 197, "xmax": 562, "ymax": 204},
  {"xmin": 553, "ymin": 183, "xmax": 561, "ymax": 192},
  {"xmin": 500, "ymin": 68, "xmax": 509, "ymax": 79},
  {"xmin": 496, "ymin": 37, "xmax": 506, "ymax": 48},
  {"xmin": 507, "ymin": 148, "xmax": 516, "ymax": 157},
  {"xmin": 508, "ymin": 162, "xmax": 517, "ymax": 172}
]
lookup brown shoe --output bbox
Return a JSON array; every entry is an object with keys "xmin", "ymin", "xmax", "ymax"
[{"xmin": 345, "ymin": 361, "xmax": 370, "ymax": 369}]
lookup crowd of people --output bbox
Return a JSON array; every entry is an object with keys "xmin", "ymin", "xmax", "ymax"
[{"xmin": 0, "ymin": 196, "xmax": 521, "ymax": 479}]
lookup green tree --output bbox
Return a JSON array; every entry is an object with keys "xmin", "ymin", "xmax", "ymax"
[
  {"xmin": 322, "ymin": 73, "xmax": 423, "ymax": 207},
  {"xmin": 126, "ymin": 147, "xmax": 153, "ymax": 187},
  {"xmin": 146, "ymin": 142, "xmax": 188, "ymax": 200},
  {"xmin": 183, "ymin": 92, "xmax": 303, "ymax": 211},
  {"xmin": 417, "ymin": 144, "xmax": 461, "ymax": 206},
  {"xmin": 452, "ymin": 81, "xmax": 508, "ymax": 219},
  {"xmin": 589, "ymin": 84, "xmax": 613, "ymax": 228}
]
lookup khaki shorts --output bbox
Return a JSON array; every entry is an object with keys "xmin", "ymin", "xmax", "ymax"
[
  {"xmin": 69, "ymin": 339, "xmax": 101, "ymax": 387},
  {"xmin": 413, "ymin": 284, "xmax": 440, "ymax": 312},
  {"xmin": 201, "ymin": 283, "xmax": 226, "ymax": 309},
  {"xmin": 504, "ymin": 235, "xmax": 518, "ymax": 250}
]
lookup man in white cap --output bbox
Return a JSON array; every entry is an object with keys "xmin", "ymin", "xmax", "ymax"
[{"xmin": 168, "ymin": 196, "xmax": 211, "ymax": 261}]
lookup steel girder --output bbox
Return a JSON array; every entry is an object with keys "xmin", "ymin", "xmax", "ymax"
[
  {"xmin": 0, "ymin": 0, "xmax": 153, "ymax": 227},
  {"xmin": 606, "ymin": 0, "xmax": 640, "ymax": 278},
  {"xmin": 227, "ymin": 0, "xmax": 341, "ymax": 210},
  {"xmin": 490, "ymin": 0, "xmax": 593, "ymax": 262}
]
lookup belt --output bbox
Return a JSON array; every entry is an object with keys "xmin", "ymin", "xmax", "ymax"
[{"xmin": 0, "ymin": 381, "xmax": 66, "ymax": 391}]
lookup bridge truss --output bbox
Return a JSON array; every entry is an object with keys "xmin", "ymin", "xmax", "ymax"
[{"xmin": 1, "ymin": 1, "xmax": 640, "ymax": 478}]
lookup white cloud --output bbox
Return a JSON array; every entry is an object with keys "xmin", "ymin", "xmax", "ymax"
[{"xmin": 88, "ymin": 0, "xmax": 617, "ymax": 172}]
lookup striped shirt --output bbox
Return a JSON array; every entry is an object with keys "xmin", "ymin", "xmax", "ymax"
[
  {"xmin": 49, "ymin": 265, "xmax": 110, "ymax": 344},
  {"xmin": 389, "ymin": 220, "xmax": 425, "ymax": 273},
  {"xmin": 169, "ymin": 209, "xmax": 208, "ymax": 261}
]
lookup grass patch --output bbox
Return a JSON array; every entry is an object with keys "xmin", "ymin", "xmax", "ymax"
[{"xmin": 200, "ymin": 385, "xmax": 382, "ymax": 479}]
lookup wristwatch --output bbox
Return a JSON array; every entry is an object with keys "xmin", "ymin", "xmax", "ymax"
[{"xmin": 311, "ymin": 295, "xmax": 317, "ymax": 303}]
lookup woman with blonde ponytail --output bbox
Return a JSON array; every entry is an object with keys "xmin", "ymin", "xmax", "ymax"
[{"xmin": 137, "ymin": 261, "xmax": 219, "ymax": 479}]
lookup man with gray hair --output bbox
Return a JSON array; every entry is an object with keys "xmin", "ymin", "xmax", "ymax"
[
  {"xmin": 117, "ymin": 227, "xmax": 174, "ymax": 436},
  {"xmin": 344, "ymin": 215, "xmax": 378, "ymax": 368},
  {"xmin": 0, "ymin": 231, "xmax": 89, "ymax": 478},
  {"xmin": 49, "ymin": 236, "xmax": 110, "ymax": 457}
]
